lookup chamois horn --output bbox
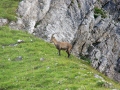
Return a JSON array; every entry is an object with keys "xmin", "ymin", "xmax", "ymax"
[{"xmin": 51, "ymin": 33, "xmax": 57, "ymax": 38}]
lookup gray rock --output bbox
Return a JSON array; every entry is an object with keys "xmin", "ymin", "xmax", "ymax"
[
  {"xmin": 0, "ymin": 19, "xmax": 8, "ymax": 26},
  {"xmin": 40, "ymin": 58, "xmax": 45, "ymax": 61},
  {"xmin": 17, "ymin": 39, "xmax": 24, "ymax": 43},
  {"xmin": 16, "ymin": 56, "xmax": 22, "ymax": 61}
]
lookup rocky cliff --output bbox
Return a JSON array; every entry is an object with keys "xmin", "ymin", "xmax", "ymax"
[{"xmin": 4, "ymin": 0, "xmax": 120, "ymax": 82}]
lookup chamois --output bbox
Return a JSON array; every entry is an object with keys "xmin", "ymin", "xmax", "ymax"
[{"xmin": 50, "ymin": 33, "xmax": 72, "ymax": 58}]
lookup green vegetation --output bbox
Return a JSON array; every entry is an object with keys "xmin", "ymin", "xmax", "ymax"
[
  {"xmin": 78, "ymin": 3, "xmax": 81, "ymax": 8},
  {"xmin": 71, "ymin": 0, "xmax": 74, "ymax": 4},
  {"xmin": 0, "ymin": 0, "xmax": 20, "ymax": 21},
  {"xmin": 0, "ymin": 26, "xmax": 120, "ymax": 90},
  {"xmin": 94, "ymin": 7, "xmax": 107, "ymax": 18},
  {"xmin": 80, "ymin": 55, "xmax": 91, "ymax": 65}
]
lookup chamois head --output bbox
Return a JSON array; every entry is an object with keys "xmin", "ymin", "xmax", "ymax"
[{"xmin": 50, "ymin": 33, "xmax": 57, "ymax": 43}]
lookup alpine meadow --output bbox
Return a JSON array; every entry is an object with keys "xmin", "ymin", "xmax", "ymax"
[{"xmin": 0, "ymin": 0, "xmax": 120, "ymax": 90}]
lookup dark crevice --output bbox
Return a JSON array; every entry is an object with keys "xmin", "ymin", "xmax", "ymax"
[
  {"xmin": 114, "ymin": 57, "xmax": 120, "ymax": 73},
  {"xmin": 96, "ymin": 61, "xmax": 102, "ymax": 70},
  {"xmin": 79, "ymin": 42, "xmax": 86, "ymax": 56},
  {"xmin": 92, "ymin": 41, "xmax": 101, "ymax": 47}
]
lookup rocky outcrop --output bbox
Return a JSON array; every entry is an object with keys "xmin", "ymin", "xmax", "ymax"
[
  {"xmin": 8, "ymin": 0, "xmax": 120, "ymax": 82},
  {"xmin": 73, "ymin": 15, "xmax": 120, "ymax": 82},
  {"xmin": 0, "ymin": 19, "xmax": 8, "ymax": 26}
]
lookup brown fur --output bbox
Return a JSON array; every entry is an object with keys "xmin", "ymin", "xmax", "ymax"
[{"xmin": 50, "ymin": 34, "xmax": 72, "ymax": 58}]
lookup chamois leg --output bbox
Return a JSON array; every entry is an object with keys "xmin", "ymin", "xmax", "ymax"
[
  {"xmin": 68, "ymin": 47, "xmax": 72, "ymax": 58},
  {"xmin": 67, "ymin": 53, "xmax": 70, "ymax": 58},
  {"xmin": 66, "ymin": 50, "xmax": 70, "ymax": 58},
  {"xmin": 68, "ymin": 52, "xmax": 70, "ymax": 58},
  {"xmin": 58, "ymin": 49, "xmax": 61, "ymax": 56}
]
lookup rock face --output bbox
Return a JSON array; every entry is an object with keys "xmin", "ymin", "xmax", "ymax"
[{"xmin": 9, "ymin": 0, "xmax": 120, "ymax": 82}]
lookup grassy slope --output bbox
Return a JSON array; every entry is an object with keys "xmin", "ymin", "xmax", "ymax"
[
  {"xmin": 0, "ymin": 26, "xmax": 120, "ymax": 90},
  {"xmin": 0, "ymin": 0, "xmax": 120, "ymax": 90}
]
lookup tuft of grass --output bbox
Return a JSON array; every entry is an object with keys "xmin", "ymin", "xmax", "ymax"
[
  {"xmin": 94, "ymin": 7, "xmax": 107, "ymax": 18},
  {"xmin": 0, "ymin": 0, "xmax": 20, "ymax": 21},
  {"xmin": 96, "ymin": 80, "xmax": 105, "ymax": 87},
  {"xmin": 0, "ymin": 26, "xmax": 120, "ymax": 90}
]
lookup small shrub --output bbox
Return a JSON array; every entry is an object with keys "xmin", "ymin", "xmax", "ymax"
[
  {"xmin": 96, "ymin": 80, "xmax": 105, "ymax": 87},
  {"xmin": 71, "ymin": 0, "xmax": 74, "ymax": 4},
  {"xmin": 80, "ymin": 55, "xmax": 91, "ymax": 64},
  {"xmin": 94, "ymin": 7, "xmax": 107, "ymax": 18},
  {"xmin": 78, "ymin": 3, "xmax": 81, "ymax": 8}
]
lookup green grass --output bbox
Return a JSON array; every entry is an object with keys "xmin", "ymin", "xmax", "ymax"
[
  {"xmin": 0, "ymin": 0, "xmax": 20, "ymax": 21},
  {"xmin": 0, "ymin": 26, "xmax": 120, "ymax": 90}
]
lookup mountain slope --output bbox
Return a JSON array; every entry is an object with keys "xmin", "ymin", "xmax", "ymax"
[{"xmin": 0, "ymin": 26, "xmax": 120, "ymax": 90}]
